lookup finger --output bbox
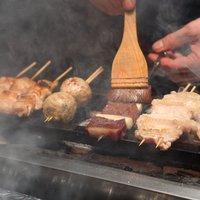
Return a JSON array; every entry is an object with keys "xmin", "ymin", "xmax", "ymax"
[
  {"xmin": 152, "ymin": 22, "xmax": 197, "ymax": 52},
  {"xmin": 90, "ymin": 0, "xmax": 122, "ymax": 15},
  {"xmin": 122, "ymin": 0, "xmax": 136, "ymax": 11}
]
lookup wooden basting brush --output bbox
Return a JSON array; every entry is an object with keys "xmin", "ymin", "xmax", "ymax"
[{"xmin": 106, "ymin": 8, "xmax": 152, "ymax": 103}]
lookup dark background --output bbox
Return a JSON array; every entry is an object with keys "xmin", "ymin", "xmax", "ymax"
[{"xmin": 0, "ymin": 0, "xmax": 200, "ymax": 97}]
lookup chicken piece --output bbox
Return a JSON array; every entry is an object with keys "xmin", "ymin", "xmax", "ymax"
[
  {"xmin": 60, "ymin": 77, "xmax": 91, "ymax": 107},
  {"xmin": 37, "ymin": 79, "xmax": 58, "ymax": 91},
  {"xmin": 0, "ymin": 91, "xmax": 18, "ymax": 114},
  {"xmin": 135, "ymin": 114, "xmax": 200, "ymax": 150},
  {"xmin": 0, "ymin": 76, "xmax": 15, "ymax": 92},
  {"xmin": 10, "ymin": 77, "xmax": 36, "ymax": 94},
  {"xmin": 43, "ymin": 92, "xmax": 77, "ymax": 123},
  {"xmin": 163, "ymin": 92, "xmax": 200, "ymax": 113},
  {"xmin": 85, "ymin": 116, "xmax": 127, "ymax": 142},
  {"xmin": 12, "ymin": 95, "xmax": 36, "ymax": 117},
  {"xmin": 151, "ymin": 99, "xmax": 192, "ymax": 119}
]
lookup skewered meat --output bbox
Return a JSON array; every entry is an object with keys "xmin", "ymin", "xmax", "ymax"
[
  {"xmin": 10, "ymin": 77, "xmax": 36, "ymax": 94},
  {"xmin": 85, "ymin": 102, "xmax": 139, "ymax": 141},
  {"xmin": 101, "ymin": 101, "xmax": 139, "ymax": 123},
  {"xmin": 12, "ymin": 95, "xmax": 36, "ymax": 117},
  {"xmin": 85, "ymin": 116, "xmax": 127, "ymax": 142},
  {"xmin": 12, "ymin": 80, "xmax": 59, "ymax": 117},
  {"xmin": 135, "ymin": 91, "xmax": 200, "ymax": 150},
  {"xmin": 151, "ymin": 99, "xmax": 192, "ymax": 119},
  {"xmin": 43, "ymin": 92, "xmax": 77, "ymax": 123},
  {"xmin": 0, "ymin": 91, "xmax": 18, "ymax": 114},
  {"xmin": 0, "ymin": 77, "xmax": 15, "ymax": 92},
  {"xmin": 135, "ymin": 114, "xmax": 200, "ymax": 151},
  {"xmin": 60, "ymin": 77, "xmax": 91, "ymax": 107}
]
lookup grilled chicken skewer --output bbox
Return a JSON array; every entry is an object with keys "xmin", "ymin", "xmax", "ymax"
[
  {"xmin": 0, "ymin": 62, "xmax": 37, "ymax": 93},
  {"xmin": 13, "ymin": 67, "xmax": 72, "ymax": 117}
]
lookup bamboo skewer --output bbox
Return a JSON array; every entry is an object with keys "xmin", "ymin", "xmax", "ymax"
[
  {"xmin": 86, "ymin": 66, "xmax": 104, "ymax": 84},
  {"xmin": 156, "ymin": 138, "xmax": 163, "ymax": 148},
  {"xmin": 190, "ymin": 86, "xmax": 196, "ymax": 92},
  {"xmin": 44, "ymin": 116, "xmax": 53, "ymax": 122},
  {"xmin": 31, "ymin": 60, "xmax": 51, "ymax": 80},
  {"xmin": 15, "ymin": 62, "xmax": 37, "ymax": 78},
  {"xmin": 139, "ymin": 138, "xmax": 145, "ymax": 146},
  {"xmin": 53, "ymin": 66, "xmax": 73, "ymax": 82},
  {"xmin": 182, "ymin": 83, "xmax": 191, "ymax": 92}
]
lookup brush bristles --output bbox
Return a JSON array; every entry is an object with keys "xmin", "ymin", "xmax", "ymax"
[{"xmin": 106, "ymin": 88, "xmax": 152, "ymax": 103}]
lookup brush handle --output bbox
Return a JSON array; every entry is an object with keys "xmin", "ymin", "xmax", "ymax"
[{"xmin": 111, "ymin": 8, "xmax": 148, "ymax": 88}]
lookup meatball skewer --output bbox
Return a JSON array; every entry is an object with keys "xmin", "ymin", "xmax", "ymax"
[{"xmin": 44, "ymin": 66, "xmax": 104, "ymax": 123}]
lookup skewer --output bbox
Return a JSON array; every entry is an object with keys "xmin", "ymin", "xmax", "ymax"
[
  {"xmin": 182, "ymin": 83, "xmax": 191, "ymax": 92},
  {"xmin": 86, "ymin": 66, "xmax": 104, "ymax": 84},
  {"xmin": 31, "ymin": 60, "xmax": 51, "ymax": 80},
  {"xmin": 139, "ymin": 138, "xmax": 145, "ymax": 146},
  {"xmin": 15, "ymin": 62, "xmax": 37, "ymax": 78},
  {"xmin": 48, "ymin": 116, "xmax": 53, "ymax": 122},
  {"xmin": 44, "ymin": 116, "xmax": 53, "ymax": 122},
  {"xmin": 190, "ymin": 86, "xmax": 196, "ymax": 93},
  {"xmin": 44, "ymin": 117, "xmax": 49, "ymax": 122},
  {"xmin": 156, "ymin": 138, "xmax": 163, "ymax": 148},
  {"xmin": 53, "ymin": 66, "xmax": 73, "ymax": 82},
  {"xmin": 97, "ymin": 135, "xmax": 104, "ymax": 141}
]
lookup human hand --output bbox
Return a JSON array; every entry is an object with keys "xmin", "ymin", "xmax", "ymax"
[
  {"xmin": 148, "ymin": 18, "xmax": 200, "ymax": 85},
  {"xmin": 89, "ymin": 0, "xmax": 136, "ymax": 15}
]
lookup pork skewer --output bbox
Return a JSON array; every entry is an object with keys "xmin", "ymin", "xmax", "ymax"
[
  {"xmin": 136, "ymin": 83, "xmax": 200, "ymax": 150},
  {"xmin": 44, "ymin": 66, "xmax": 104, "ymax": 123}
]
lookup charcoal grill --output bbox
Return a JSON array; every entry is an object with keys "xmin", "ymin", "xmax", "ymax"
[{"xmin": 0, "ymin": 90, "xmax": 200, "ymax": 200}]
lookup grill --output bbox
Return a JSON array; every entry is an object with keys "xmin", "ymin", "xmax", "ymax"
[{"xmin": 0, "ymin": 91, "xmax": 200, "ymax": 200}]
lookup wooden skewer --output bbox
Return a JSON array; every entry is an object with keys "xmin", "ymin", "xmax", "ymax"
[
  {"xmin": 182, "ymin": 83, "xmax": 191, "ymax": 92},
  {"xmin": 156, "ymin": 138, "xmax": 163, "ymax": 148},
  {"xmin": 139, "ymin": 138, "xmax": 145, "ymax": 146},
  {"xmin": 87, "ymin": 67, "xmax": 104, "ymax": 84},
  {"xmin": 15, "ymin": 62, "xmax": 37, "ymax": 78},
  {"xmin": 53, "ymin": 66, "xmax": 73, "ymax": 82},
  {"xmin": 97, "ymin": 135, "xmax": 104, "ymax": 141},
  {"xmin": 86, "ymin": 66, "xmax": 104, "ymax": 84},
  {"xmin": 31, "ymin": 60, "xmax": 51, "ymax": 80},
  {"xmin": 44, "ymin": 116, "xmax": 53, "ymax": 122},
  {"xmin": 48, "ymin": 116, "xmax": 53, "ymax": 122},
  {"xmin": 190, "ymin": 86, "xmax": 196, "ymax": 93},
  {"xmin": 44, "ymin": 117, "xmax": 49, "ymax": 122}
]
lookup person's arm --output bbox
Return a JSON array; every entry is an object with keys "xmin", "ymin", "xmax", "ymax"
[
  {"xmin": 89, "ymin": 0, "xmax": 135, "ymax": 15},
  {"xmin": 148, "ymin": 18, "xmax": 200, "ymax": 85}
]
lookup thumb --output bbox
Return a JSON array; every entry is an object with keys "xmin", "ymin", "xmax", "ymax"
[
  {"xmin": 122, "ymin": 0, "xmax": 136, "ymax": 11},
  {"xmin": 152, "ymin": 25, "xmax": 193, "ymax": 52}
]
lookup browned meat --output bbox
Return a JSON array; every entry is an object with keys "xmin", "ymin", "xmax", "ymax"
[
  {"xmin": 85, "ymin": 101, "xmax": 139, "ymax": 141},
  {"xmin": 0, "ymin": 91, "xmax": 18, "ymax": 114},
  {"xmin": 43, "ymin": 92, "xmax": 77, "ymax": 123},
  {"xmin": 60, "ymin": 77, "xmax": 91, "ymax": 107},
  {"xmin": 85, "ymin": 116, "xmax": 127, "ymax": 141},
  {"xmin": 10, "ymin": 77, "xmax": 36, "ymax": 94},
  {"xmin": 37, "ymin": 79, "xmax": 58, "ymax": 91},
  {"xmin": 101, "ymin": 101, "xmax": 139, "ymax": 123},
  {"xmin": 12, "ymin": 95, "xmax": 36, "ymax": 117},
  {"xmin": 0, "ymin": 77, "xmax": 15, "ymax": 92}
]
